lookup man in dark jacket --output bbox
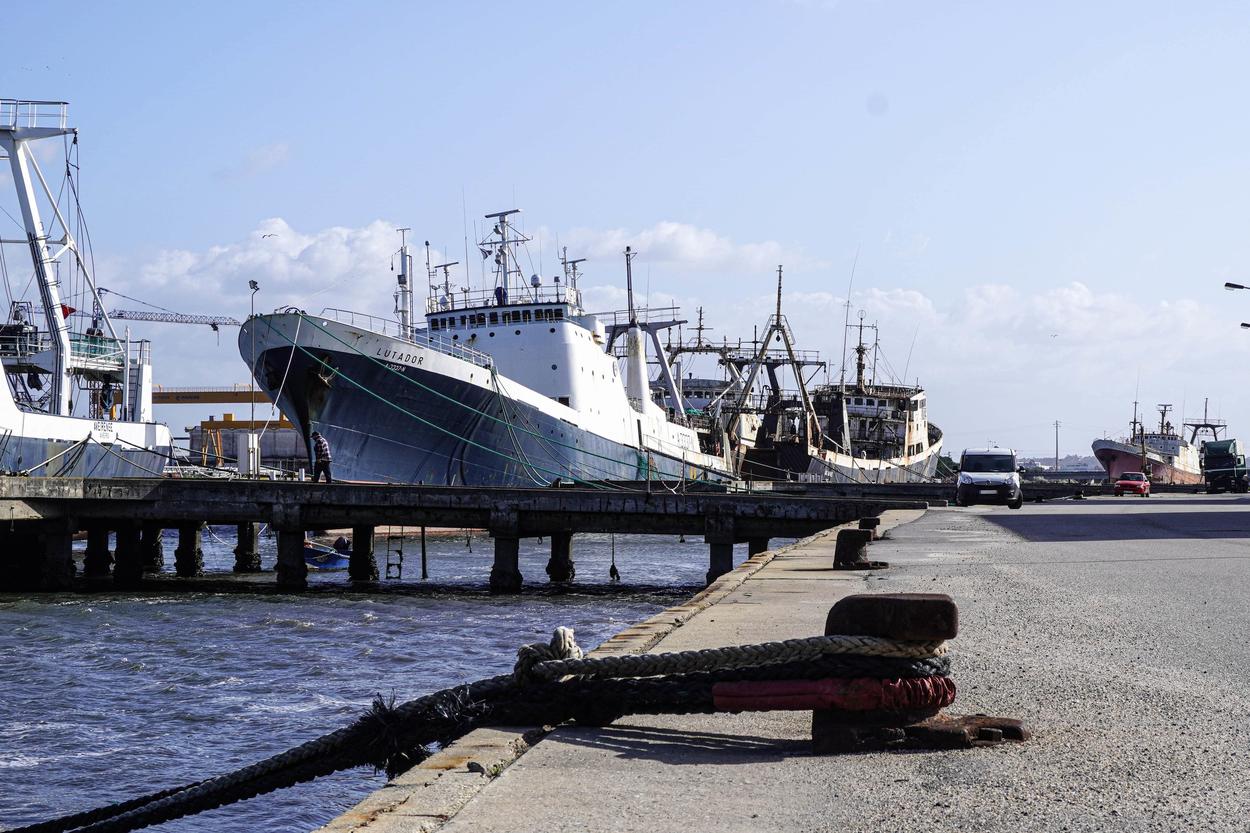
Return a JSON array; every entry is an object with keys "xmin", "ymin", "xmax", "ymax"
[{"xmin": 311, "ymin": 431, "xmax": 333, "ymax": 483}]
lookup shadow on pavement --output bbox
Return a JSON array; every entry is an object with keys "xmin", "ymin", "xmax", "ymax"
[
  {"xmin": 554, "ymin": 724, "xmax": 810, "ymax": 765},
  {"xmin": 982, "ymin": 510, "xmax": 1250, "ymax": 542}
]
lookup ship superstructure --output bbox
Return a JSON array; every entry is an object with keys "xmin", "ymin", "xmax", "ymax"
[
  {"xmin": 0, "ymin": 100, "xmax": 171, "ymax": 476},
  {"xmin": 240, "ymin": 210, "xmax": 733, "ymax": 486}
]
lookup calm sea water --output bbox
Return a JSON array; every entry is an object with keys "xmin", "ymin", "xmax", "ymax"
[{"xmin": 0, "ymin": 528, "xmax": 766, "ymax": 832}]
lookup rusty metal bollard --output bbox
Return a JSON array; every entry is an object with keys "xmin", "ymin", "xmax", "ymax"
[
  {"xmin": 812, "ymin": 592, "xmax": 1028, "ymax": 753},
  {"xmin": 833, "ymin": 528, "xmax": 887, "ymax": 570}
]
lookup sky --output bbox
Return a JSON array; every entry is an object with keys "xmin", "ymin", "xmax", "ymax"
[{"xmin": 3, "ymin": 0, "xmax": 1250, "ymax": 458}]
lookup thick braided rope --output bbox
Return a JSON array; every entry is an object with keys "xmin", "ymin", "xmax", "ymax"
[{"xmin": 521, "ymin": 632, "xmax": 947, "ymax": 682}]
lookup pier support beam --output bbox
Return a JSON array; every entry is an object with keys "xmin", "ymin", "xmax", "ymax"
[
  {"xmin": 83, "ymin": 524, "xmax": 112, "ymax": 578},
  {"xmin": 174, "ymin": 524, "xmax": 204, "ymax": 578},
  {"xmin": 140, "ymin": 523, "xmax": 164, "ymax": 573},
  {"xmin": 349, "ymin": 525, "xmax": 378, "ymax": 583},
  {"xmin": 113, "ymin": 523, "xmax": 143, "ymax": 588},
  {"xmin": 748, "ymin": 538, "xmax": 770, "ymax": 557},
  {"xmin": 704, "ymin": 510, "xmax": 736, "ymax": 585},
  {"xmin": 233, "ymin": 523, "xmax": 261, "ymax": 573},
  {"xmin": 489, "ymin": 508, "xmax": 523, "ymax": 594},
  {"xmin": 545, "ymin": 531, "xmax": 575, "ymax": 583},
  {"xmin": 29, "ymin": 521, "xmax": 75, "ymax": 591},
  {"xmin": 276, "ymin": 529, "xmax": 308, "ymax": 591}
]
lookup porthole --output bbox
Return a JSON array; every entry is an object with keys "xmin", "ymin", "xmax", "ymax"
[
  {"xmin": 515, "ymin": 330, "xmax": 521, "ymax": 335},
  {"xmin": 549, "ymin": 327, "xmax": 555, "ymax": 333},
  {"xmin": 551, "ymin": 364, "xmax": 558, "ymax": 370},
  {"xmin": 489, "ymin": 332, "xmax": 495, "ymax": 337},
  {"xmin": 452, "ymin": 335, "xmax": 459, "ymax": 340}
]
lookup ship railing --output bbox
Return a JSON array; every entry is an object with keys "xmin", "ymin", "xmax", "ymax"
[
  {"xmin": 0, "ymin": 329, "xmax": 125, "ymax": 370},
  {"xmin": 318, "ymin": 307, "xmax": 493, "ymax": 368},
  {"xmin": 592, "ymin": 306, "xmax": 682, "ymax": 328},
  {"xmin": 724, "ymin": 347, "xmax": 824, "ymax": 365},
  {"xmin": 426, "ymin": 284, "xmax": 581, "ymax": 314},
  {"xmin": 0, "ymin": 100, "xmax": 68, "ymax": 130},
  {"xmin": 319, "ymin": 308, "xmax": 408, "ymax": 337}
]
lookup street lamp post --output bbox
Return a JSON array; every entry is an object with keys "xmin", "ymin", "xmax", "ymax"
[{"xmin": 249, "ymin": 280, "xmax": 259, "ymax": 477}]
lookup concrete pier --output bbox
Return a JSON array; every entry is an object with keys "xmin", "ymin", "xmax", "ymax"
[
  {"xmin": 349, "ymin": 525, "xmax": 378, "ymax": 583},
  {"xmin": 0, "ymin": 478, "xmax": 921, "ymax": 592},
  {"xmin": 174, "ymin": 524, "xmax": 203, "ymax": 578},
  {"xmin": 323, "ymin": 496, "xmax": 1250, "ymax": 832},
  {"xmin": 233, "ymin": 522, "xmax": 261, "ymax": 573}
]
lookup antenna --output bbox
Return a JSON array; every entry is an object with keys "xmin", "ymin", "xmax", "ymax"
[
  {"xmin": 624, "ymin": 246, "xmax": 637, "ymax": 325},
  {"xmin": 839, "ymin": 242, "xmax": 861, "ymax": 389},
  {"xmin": 775, "ymin": 265, "xmax": 783, "ymax": 320}
]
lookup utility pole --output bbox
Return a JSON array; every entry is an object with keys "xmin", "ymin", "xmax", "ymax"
[{"xmin": 1054, "ymin": 420, "xmax": 1062, "ymax": 473}]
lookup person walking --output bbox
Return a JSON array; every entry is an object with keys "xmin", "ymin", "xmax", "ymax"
[{"xmin": 311, "ymin": 431, "xmax": 333, "ymax": 483}]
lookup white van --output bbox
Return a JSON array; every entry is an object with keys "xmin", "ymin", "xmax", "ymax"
[{"xmin": 955, "ymin": 448, "xmax": 1024, "ymax": 509}]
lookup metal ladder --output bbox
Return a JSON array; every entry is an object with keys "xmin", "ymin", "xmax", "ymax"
[{"xmin": 385, "ymin": 531, "xmax": 404, "ymax": 580}]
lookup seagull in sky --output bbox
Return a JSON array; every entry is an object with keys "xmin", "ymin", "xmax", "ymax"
[{"xmin": 261, "ymin": 233, "xmax": 278, "ymax": 239}]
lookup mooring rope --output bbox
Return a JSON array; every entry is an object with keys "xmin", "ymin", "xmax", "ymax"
[
  {"xmin": 514, "ymin": 632, "xmax": 947, "ymax": 683},
  {"xmin": 8, "ymin": 628, "xmax": 953, "ymax": 833}
]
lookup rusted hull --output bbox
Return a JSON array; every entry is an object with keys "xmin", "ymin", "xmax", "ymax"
[{"xmin": 1092, "ymin": 439, "xmax": 1202, "ymax": 485}]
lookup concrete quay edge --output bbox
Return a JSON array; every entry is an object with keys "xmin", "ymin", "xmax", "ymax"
[{"xmin": 316, "ymin": 508, "xmax": 926, "ymax": 833}]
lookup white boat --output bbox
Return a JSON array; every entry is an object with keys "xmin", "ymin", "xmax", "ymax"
[
  {"xmin": 239, "ymin": 211, "xmax": 734, "ymax": 486},
  {"xmin": 0, "ymin": 100, "xmax": 171, "ymax": 476}
]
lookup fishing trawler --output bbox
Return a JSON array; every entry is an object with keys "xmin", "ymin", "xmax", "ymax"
[
  {"xmin": 239, "ymin": 210, "xmax": 734, "ymax": 486},
  {"xmin": 0, "ymin": 100, "xmax": 171, "ymax": 476},
  {"xmin": 1092, "ymin": 402, "xmax": 1203, "ymax": 484},
  {"xmin": 657, "ymin": 273, "xmax": 943, "ymax": 483}
]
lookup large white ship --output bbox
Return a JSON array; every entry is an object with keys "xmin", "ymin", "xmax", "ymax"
[
  {"xmin": 240, "ymin": 211, "xmax": 734, "ymax": 486},
  {"xmin": 0, "ymin": 100, "xmax": 171, "ymax": 476}
]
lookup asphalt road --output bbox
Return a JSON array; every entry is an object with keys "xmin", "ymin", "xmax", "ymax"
[{"xmin": 373, "ymin": 496, "xmax": 1250, "ymax": 833}]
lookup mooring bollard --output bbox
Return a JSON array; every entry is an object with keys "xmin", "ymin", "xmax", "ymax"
[
  {"xmin": 833, "ymin": 528, "xmax": 887, "ymax": 570},
  {"xmin": 810, "ymin": 592, "xmax": 1028, "ymax": 752},
  {"xmin": 857, "ymin": 516, "xmax": 882, "ymax": 540}
]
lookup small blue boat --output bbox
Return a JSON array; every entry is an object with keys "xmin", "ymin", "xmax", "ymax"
[{"xmin": 304, "ymin": 537, "xmax": 350, "ymax": 571}]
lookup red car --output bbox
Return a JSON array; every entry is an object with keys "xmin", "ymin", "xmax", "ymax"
[{"xmin": 1114, "ymin": 472, "xmax": 1151, "ymax": 497}]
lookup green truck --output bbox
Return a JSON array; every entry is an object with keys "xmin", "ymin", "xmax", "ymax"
[{"xmin": 1201, "ymin": 438, "xmax": 1249, "ymax": 493}]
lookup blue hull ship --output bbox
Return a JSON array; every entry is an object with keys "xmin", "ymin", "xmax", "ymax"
[{"xmin": 241, "ymin": 211, "xmax": 732, "ymax": 487}]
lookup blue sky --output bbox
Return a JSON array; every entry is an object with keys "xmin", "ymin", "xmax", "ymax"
[{"xmin": 4, "ymin": 1, "xmax": 1250, "ymax": 456}]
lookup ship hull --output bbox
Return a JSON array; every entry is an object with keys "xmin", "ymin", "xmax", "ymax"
[
  {"xmin": 1092, "ymin": 439, "xmax": 1202, "ymax": 485},
  {"xmin": 242, "ymin": 315, "xmax": 731, "ymax": 486},
  {"xmin": 0, "ymin": 410, "xmax": 172, "ymax": 478},
  {"xmin": 741, "ymin": 433, "xmax": 944, "ymax": 484}
]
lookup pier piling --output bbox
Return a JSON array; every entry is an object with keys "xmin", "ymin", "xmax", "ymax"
[
  {"xmin": 545, "ymin": 531, "xmax": 575, "ymax": 583},
  {"xmin": 112, "ymin": 522, "xmax": 143, "ymax": 588},
  {"xmin": 233, "ymin": 523, "xmax": 261, "ymax": 573},
  {"xmin": 83, "ymin": 523, "xmax": 112, "ymax": 578},
  {"xmin": 748, "ymin": 537, "xmax": 770, "ymax": 556},
  {"xmin": 350, "ymin": 525, "xmax": 379, "ymax": 583},
  {"xmin": 704, "ymin": 510, "xmax": 736, "ymax": 585},
  {"xmin": 275, "ymin": 528, "xmax": 307, "ymax": 590},
  {"xmin": 37, "ymin": 520, "xmax": 75, "ymax": 591},
  {"xmin": 140, "ymin": 522, "xmax": 165, "ymax": 573},
  {"xmin": 489, "ymin": 509, "xmax": 523, "ymax": 594},
  {"xmin": 174, "ymin": 524, "xmax": 204, "ymax": 578}
]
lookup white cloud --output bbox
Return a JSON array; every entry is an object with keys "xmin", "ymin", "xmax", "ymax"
[{"xmin": 559, "ymin": 221, "xmax": 824, "ymax": 273}]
